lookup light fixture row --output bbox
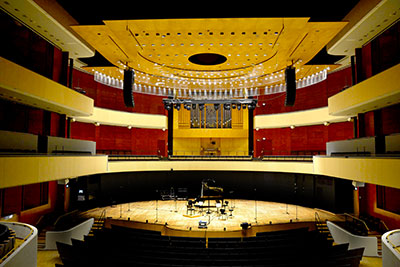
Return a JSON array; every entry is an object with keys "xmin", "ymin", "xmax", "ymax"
[{"xmin": 93, "ymin": 68, "xmax": 328, "ymax": 99}]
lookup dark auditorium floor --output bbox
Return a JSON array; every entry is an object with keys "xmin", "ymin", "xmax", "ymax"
[{"xmin": 37, "ymin": 245, "xmax": 382, "ymax": 267}]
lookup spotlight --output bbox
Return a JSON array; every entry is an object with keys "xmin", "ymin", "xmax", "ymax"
[
  {"xmin": 247, "ymin": 103, "xmax": 255, "ymax": 110},
  {"xmin": 237, "ymin": 104, "xmax": 241, "ymax": 110},
  {"xmin": 242, "ymin": 104, "xmax": 247, "ymax": 109},
  {"xmin": 214, "ymin": 103, "xmax": 220, "ymax": 110},
  {"xmin": 223, "ymin": 103, "xmax": 231, "ymax": 110},
  {"xmin": 164, "ymin": 103, "xmax": 172, "ymax": 111},
  {"xmin": 199, "ymin": 103, "xmax": 205, "ymax": 111},
  {"xmin": 174, "ymin": 103, "xmax": 181, "ymax": 110},
  {"xmin": 192, "ymin": 104, "xmax": 197, "ymax": 110},
  {"xmin": 232, "ymin": 103, "xmax": 236, "ymax": 109}
]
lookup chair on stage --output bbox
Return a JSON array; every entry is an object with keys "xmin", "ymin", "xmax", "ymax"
[
  {"xmin": 219, "ymin": 208, "xmax": 227, "ymax": 220},
  {"xmin": 186, "ymin": 200, "xmax": 195, "ymax": 216}
]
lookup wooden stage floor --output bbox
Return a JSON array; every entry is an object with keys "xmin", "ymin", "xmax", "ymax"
[{"xmin": 82, "ymin": 199, "xmax": 342, "ymax": 232}]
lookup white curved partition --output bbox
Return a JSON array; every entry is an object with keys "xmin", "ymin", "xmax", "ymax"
[
  {"xmin": 382, "ymin": 230, "xmax": 400, "ymax": 267},
  {"xmin": 0, "ymin": 222, "xmax": 38, "ymax": 267},
  {"xmin": 45, "ymin": 218, "xmax": 94, "ymax": 250},
  {"xmin": 326, "ymin": 221, "xmax": 380, "ymax": 257}
]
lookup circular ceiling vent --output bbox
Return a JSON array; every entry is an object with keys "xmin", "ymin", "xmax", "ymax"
[{"xmin": 188, "ymin": 53, "xmax": 227, "ymax": 65}]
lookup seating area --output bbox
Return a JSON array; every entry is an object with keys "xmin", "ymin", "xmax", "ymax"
[
  {"xmin": 56, "ymin": 225, "xmax": 364, "ymax": 267},
  {"xmin": 0, "ymin": 223, "xmax": 16, "ymax": 259}
]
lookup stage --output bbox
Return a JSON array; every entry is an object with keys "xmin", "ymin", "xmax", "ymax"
[{"xmin": 82, "ymin": 199, "xmax": 342, "ymax": 233}]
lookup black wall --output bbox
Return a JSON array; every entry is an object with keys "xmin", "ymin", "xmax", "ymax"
[{"xmin": 70, "ymin": 171, "xmax": 353, "ymax": 214}]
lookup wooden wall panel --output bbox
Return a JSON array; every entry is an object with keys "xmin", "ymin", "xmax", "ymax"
[
  {"xmin": 255, "ymin": 67, "xmax": 352, "ymax": 116},
  {"xmin": 72, "ymin": 69, "xmax": 166, "ymax": 115},
  {"xmin": 19, "ymin": 181, "xmax": 59, "ymax": 225},
  {"xmin": 254, "ymin": 122, "xmax": 354, "ymax": 156},
  {"xmin": 70, "ymin": 122, "xmax": 168, "ymax": 156},
  {"xmin": 326, "ymin": 67, "xmax": 353, "ymax": 98},
  {"xmin": 70, "ymin": 121, "xmax": 96, "ymax": 141},
  {"xmin": 359, "ymin": 184, "xmax": 400, "ymax": 230},
  {"xmin": 327, "ymin": 121, "xmax": 355, "ymax": 141},
  {"xmin": 363, "ymin": 111, "xmax": 375, "ymax": 137},
  {"xmin": 381, "ymin": 104, "xmax": 400, "ymax": 135}
]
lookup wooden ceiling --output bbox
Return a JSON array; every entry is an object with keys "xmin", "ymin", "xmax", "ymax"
[{"xmin": 72, "ymin": 18, "xmax": 347, "ymax": 92}]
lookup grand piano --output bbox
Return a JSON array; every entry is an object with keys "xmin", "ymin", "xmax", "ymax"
[{"xmin": 193, "ymin": 179, "xmax": 224, "ymax": 213}]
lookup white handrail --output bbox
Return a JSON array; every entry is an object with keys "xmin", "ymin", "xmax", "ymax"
[
  {"xmin": 0, "ymin": 222, "xmax": 38, "ymax": 267},
  {"xmin": 326, "ymin": 221, "xmax": 379, "ymax": 257},
  {"xmin": 45, "ymin": 218, "xmax": 94, "ymax": 250},
  {"xmin": 382, "ymin": 230, "xmax": 400, "ymax": 267}
]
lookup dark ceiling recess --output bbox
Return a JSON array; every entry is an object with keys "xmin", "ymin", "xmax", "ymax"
[
  {"xmin": 56, "ymin": 0, "xmax": 360, "ymax": 25},
  {"xmin": 79, "ymin": 51, "xmax": 114, "ymax": 67},
  {"xmin": 188, "ymin": 53, "xmax": 227, "ymax": 66},
  {"xmin": 306, "ymin": 48, "xmax": 345, "ymax": 65}
]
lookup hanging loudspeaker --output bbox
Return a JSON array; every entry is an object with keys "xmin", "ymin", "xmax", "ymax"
[
  {"xmin": 285, "ymin": 66, "xmax": 296, "ymax": 106},
  {"xmin": 123, "ymin": 69, "xmax": 135, "ymax": 108}
]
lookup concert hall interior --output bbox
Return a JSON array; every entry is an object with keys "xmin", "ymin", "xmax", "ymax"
[{"xmin": 0, "ymin": 0, "xmax": 400, "ymax": 266}]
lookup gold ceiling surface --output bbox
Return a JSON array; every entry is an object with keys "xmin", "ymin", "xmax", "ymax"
[{"xmin": 72, "ymin": 18, "xmax": 347, "ymax": 91}]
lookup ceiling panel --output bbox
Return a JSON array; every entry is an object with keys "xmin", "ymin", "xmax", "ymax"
[{"xmin": 72, "ymin": 18, "xmax": 347, "ymax": 94}]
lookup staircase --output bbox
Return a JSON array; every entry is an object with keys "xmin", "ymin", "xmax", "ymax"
[
  {"xmin": 315, "ymin": 212, "xmax": 333, "ymax": 242},
  {"xmin": 87, "ymin": 209, "xmax": 106, "ymax": 237},
  {"xmin": 368, "ymin": 230, "xmax": 383, "ymax": 256},
  {"xmin": 376, "ymin": 234, "xmax": 383, "ymax": 256},
  {"xmin": 330, "ymin": 213, "xmax": 387, "ymax": 257},
  {"xmin": 37, "ymin": 230, "xmax": 46, "ymax": 250}
]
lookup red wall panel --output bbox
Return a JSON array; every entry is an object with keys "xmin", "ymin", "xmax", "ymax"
[
  {"xmin": 361, "ymin": 43, "xmax": 373, "ymax": 80},
  {"xmin": 27, "ymin": 109, "xmax": 44, "ymax": 135},
  {"xmin": 255, "ymin": 67, "xmax": 352, "ymax": 116},
  {"xmin": 254, "ymin": 122, "xmax": 354, "ymax": 156},
  {"xmin": 326, "ymin": 67, "xmax": 353, "ymax": 98},
  {"xmin": 70, "ymin": 122, "xmax": 168, "ymax": 156},
  {"xmin": 327, "ymin": 121, "xmax": 355, "ymax": 141},
  {"xmin": 70, "ymin": 121, "xmax": 96, "ymax": 142},
  {"xmin": 359, "ymin": 184, "xmax": 400, "ymax": 230},
  {"xmin": 363, "ymin": 111, "xmax": 376, "ymax": 137},
  {"xmin": 72, "ymin": 69, "xmax": 98, "ymax": 101},
  {"xmin": 72, "ymin": 69, "xmax": 166, "ymax": 115},
  {"xmin": 131, "ymin": 128, "xmax": 168, "ymax": 155},
  {"xmin": 255, "ymin": 80, "xmax": 327, "ymax": 115},
  {"xmin": 2, "ymin": 186, "xmax": 23, "ymax": 216},
  {"xmin": 52, "ymin": 47, "xmax": 63, "ymax": 83},
  {"xmin": 19, "ymin": 181, "xmax": 58, "ymax": 225},
  {"xmin": 381, "ymin": 104, "xmax": 400, "ymax": 135}
]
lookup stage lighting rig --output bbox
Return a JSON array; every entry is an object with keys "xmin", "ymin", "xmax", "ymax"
[{"xmin": 162, "ymin": 99, "xmax": 258, "ymax": 111}]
